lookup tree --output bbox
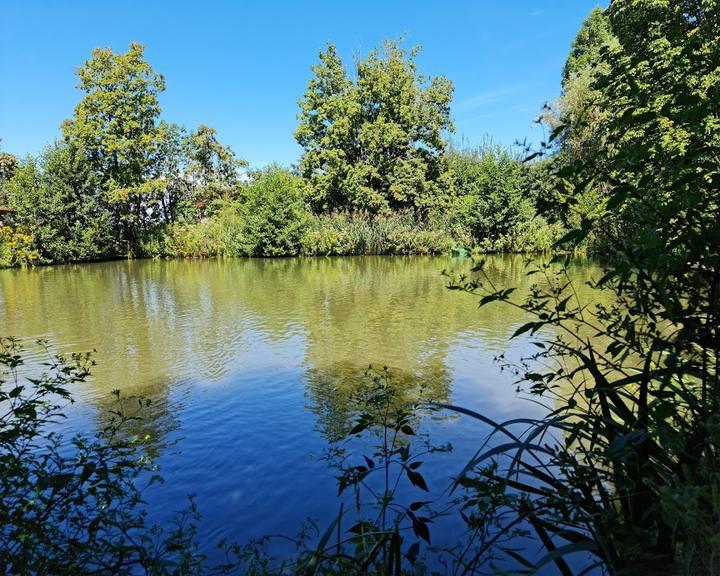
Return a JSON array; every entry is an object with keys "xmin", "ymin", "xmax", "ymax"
[
  {"xmin": 183, "ymin": 124, "xmax": 246, "ymax": 218},
  {"xmin": 537, "ymin": 7, "xmax": 619, "ymax": 251},
  {"xmin": 6, "ymin": 143, "xmax": 113, "ymax": 262},
  {"xmin": 549, "ymin": 7, "xmax": 618, "ymax": 172},
  {"xmin": 452, "ymin": 1, "xmax": 720, "ymax": 574},
  {"xmin": 61, "ymin": 43, "xmax": 168, "ymax": 252},
  {"xmin": 295, "ymin": 40, "xmax": 454, "ymax": 214}
]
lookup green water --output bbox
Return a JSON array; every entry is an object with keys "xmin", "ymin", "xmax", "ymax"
[{"xmin": 0, "ymin": 255, "xmax": 602, "ymax": 556}]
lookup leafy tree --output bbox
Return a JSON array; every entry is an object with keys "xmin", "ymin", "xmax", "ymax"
[
  {"xmin": 296, "ymin": 40, "xmax": 454, "ymax": 214},
  {"xmin": 184, "ymin": 125, "xmax": 246, "ymax": 218},
  {"xmin": 450, "ymin": 1, "xmax": 720, "ymax": 574},
  {"xmin": 238, "ymin": 165, "xmax": 309, "ymax": 256},
  {"xmin": 147, "ymin": 121, "xmax": 190, "ymax": 224},
  {"xmin": 61, "ymin": 43, "xmax": 168, "ymax": 252},
  {"xmin": 6, "ymin": 144, "xmax": 114, "ymax": 263},
  {"xmin": 544, "ymin": 7, "xmax": 618, "ymax": 159}
]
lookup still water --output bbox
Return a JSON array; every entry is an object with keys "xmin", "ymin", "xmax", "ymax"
[{"xmin": 0, "ymin": 255, "xmax": 601, "ymax": 567}]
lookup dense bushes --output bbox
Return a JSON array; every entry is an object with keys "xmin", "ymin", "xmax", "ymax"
[
  {"xmin": 0, "ymin": 225, "xmax": 38, "ymax": 267},
  {"xmin": 130, "ymin": 153, "xmax": 558, "ymax": 260},
  {"xmin": 444, "ymin": 145, "xmax": 565, "ymax": 252},
  {"xmin": 142, "ymin": 209, "xmax": 459, "ymax": 259},
  {"xmin": 236, "ymin": 166, "xmax": 309, "ymax": 256},
  {"xmin": 6, "ymin": 144, "xmax": 114, "ymax": 263}
]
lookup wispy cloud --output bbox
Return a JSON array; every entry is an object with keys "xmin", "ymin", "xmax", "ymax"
[
  {"xmin": 456, "ymin": 103, "xmax": 543, "ymax": 127},
  {"xmin": 456, "ymin": 85, "xmax": 528, "ymax": 112}
]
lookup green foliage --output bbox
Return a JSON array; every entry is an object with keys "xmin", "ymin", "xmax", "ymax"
[
  {"xmin": 0, "ymin": 337, "xmax": 242, "ymax": 574},
  {"xmin": 0, "ymin": 225, "xmax": 38, "ymax": 267},
  {"xmin": 448, "ymin": 1, "xmax": 720, "ymax": 574},
  {"xmin": 296, "ymin": 40, "xmax": 455, "ymax": 214},
  {"xmin": 0, "ymin": 152, "xmax": 18, "ymax": 192},
  {"xmin": 237, "ymin": 165, "xmax": 309, "ymax": 256},
  {"xmin": 563, "ymin": 7, "xmax": 617, "ymax": 84},
  {"xmin": 446, "ymin": 144, "xmax": 541, "ymax": 251},
  {"xmin": 61, "ymin": 43, "xmax": 172, "ymax": 250},
  {"xmin": 183, "ymin": 124, "xmax": 246, "ymax": 218},
  {"xmin": 301, "ymin": 211, "xmax": 457, "ymax": 256},
  {"xmin": 139, "ymin": 199, "xmax": 244, "ymax": 258},
  {"xmin": 6, "ymin": 144, "xmax": 114, "ymax": 263}
]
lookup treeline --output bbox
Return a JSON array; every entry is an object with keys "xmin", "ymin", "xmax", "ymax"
[{"xmin": 0, "ymin": 35, "xmax": 604, "ymax": 267}]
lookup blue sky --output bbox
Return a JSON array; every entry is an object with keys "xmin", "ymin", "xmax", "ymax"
[{"xmin": 1, "ymin": 1, "xmax": 605, "ymax": 167}]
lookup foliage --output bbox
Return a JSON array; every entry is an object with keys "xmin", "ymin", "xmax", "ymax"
[
  {"xmin": 0, "ymin": 337, "xmax": 245, "ymax": 574},
  {"xmin": 301, "ymin": 211, "xmax": 458, "ymax": 256},
  {"xmin": 0, "ymin": 151, "xmax": 18, "ymax": 199},
  {"xmin": 6, "ymin": 144, "xmax": 115, "ymax": 263},
  {"xmin": 447, "ymin": 1, "xmax": 720, "ymax": 574},
  {"xmin": 183, "ymin": 125, "xmax": 246, "ymax": 219},
  {"xmin": 446, "ymin": 144, "xmax": 543, "ymax": 251},
  {"xmin": 296, "ymin": 40, "xmax": 455, "ymax": 214},
  {"xmin": 236, "ymin": 165, "xmax": 309, "ymax": 256},
  {"xmin": 538, "ymin": 7, "xmax": 619, "ymax": 252},
  {"xmin": 0, "ymin": 225, "xmax": 38, "ymax": 268},
  {"xmin": 61, "ymin": 43, "xmax": 175, "ymax": 250}
]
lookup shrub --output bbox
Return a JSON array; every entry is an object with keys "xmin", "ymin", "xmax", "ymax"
[
  {"xmin": 140, "ymin": 201, "xmax": 244, "ymax": 258},
  {"xmin": 237, "ymin": 166, "xmax": 309, "ymax": 256},
  {"xmin": 6, "ymin": 144, "xmax": 115, "ymax": 263},
  {"xmin": 0, "ymin": 225, "xmax": 39, "ymax": 267},
  {"xmin": 446, "ymin": 145, "xmax": 541, "ymax": 251}
]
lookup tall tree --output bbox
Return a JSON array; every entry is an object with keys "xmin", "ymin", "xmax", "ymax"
[
  {"xmin": 0, "ymin": 151, "xmax": 18, "ymax": 206},
  {"xmin": 296, "ymin": 40, "xmax": 454, "ymax": 214},
  {"xmin": 549, "ymin": 7, "xmax": 618, "ymax": 172},
  {"xmin": 183, "ymin": 124, "xmax": 245, "ymax": 218},
  {"xmin": 61, "ymin": 42, "xmax": 167, "ymax": 252}
]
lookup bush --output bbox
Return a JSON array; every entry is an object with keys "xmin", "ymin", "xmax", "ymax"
[
  {"xmin": 0, "ymin": 225, "xmax": 39, "ymax": 267},
  {"xmin": 140, "ymin": 201, "xmax": 244, "ymax": 258},
  {"xmin": 6, "ymin": 144, "xmax": 115, "ymax": 263},
  {"xmin": 446, "ymin": 145, "xmax": 542, "ymax": 251},
  {"xmin": 237, "ymin": 166, "xmax": 309, "ymax": 256}
]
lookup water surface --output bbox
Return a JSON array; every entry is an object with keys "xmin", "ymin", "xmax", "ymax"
[{"xmin": 0, "ymin": 255, "xmax": 601, "ymax": 564}]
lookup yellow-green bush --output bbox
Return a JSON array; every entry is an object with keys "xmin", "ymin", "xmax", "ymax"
[{"xmin": 0, "ymin": 225, "xmax": 39, "ymax": 267}]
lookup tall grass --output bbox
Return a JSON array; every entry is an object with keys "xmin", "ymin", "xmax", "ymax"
[{"xmin": 301, "ymin": 211, "xmax": 460, "ymax": 256}]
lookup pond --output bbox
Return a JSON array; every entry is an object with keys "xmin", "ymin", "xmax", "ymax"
[{"xmin": 0, "ymin": 255, "xmax": 602, "ymax": 569}]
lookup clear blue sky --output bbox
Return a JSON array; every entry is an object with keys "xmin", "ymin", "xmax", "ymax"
[{"xmin": 1, "ymin": 1, "xmax": 605, "ymax": 167}]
